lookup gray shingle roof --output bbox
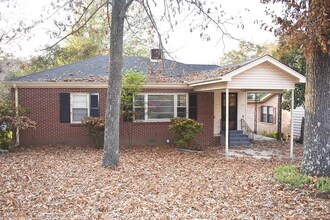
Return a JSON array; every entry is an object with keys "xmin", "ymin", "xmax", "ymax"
[
  {"xmin": 8, "ymin": 56, "xmax": 258, "ymax": 83},
  {"xmin": 9, "ymin": 56, "xmax": 219, "ymax": 83}
]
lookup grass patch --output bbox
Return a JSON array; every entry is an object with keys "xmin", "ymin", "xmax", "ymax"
[
  {"xmin": 316, "ymin": 177, "xmax": 330, "ymax": 192},
  {"xmin": 274, "ymin": 165, "xmax": 311, "ymax": 187}
]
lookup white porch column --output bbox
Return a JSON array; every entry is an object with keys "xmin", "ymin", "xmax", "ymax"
[
  {"xmin": 290, "ymin": 89, "xmax": 294, "ymax": 158},
  {"xmin": 244, "ymin": 91, "xmax": 247, "ymax": 123},
  {"xmin": 225, "ymin": 88, "xmax": 229, "ymax": 157}
]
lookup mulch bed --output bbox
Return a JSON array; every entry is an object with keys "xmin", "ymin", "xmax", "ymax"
[{"xmin": 0, "ymin": 141, "xmax": 329, "ymax": 219}]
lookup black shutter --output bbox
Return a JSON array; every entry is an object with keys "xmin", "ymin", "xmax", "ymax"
[
  {"xmin": 189, "ymin": 93, "xmax": 197, "ymax": 120},
  {"xmin": 90, "ymin": 93, "xmax": 99, "ymax": 117},
  {"xmin": 60, "ymin": 93, "xmax": 70, "ymax": 123}
]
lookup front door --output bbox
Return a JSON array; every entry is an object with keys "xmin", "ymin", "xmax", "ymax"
[{"xmin": 221, "ymin": 93, "xmax": 238, "ymax": 130}]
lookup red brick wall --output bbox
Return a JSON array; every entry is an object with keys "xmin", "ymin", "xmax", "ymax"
[{"xmin": 17, "ymin": 88, "xmax": 215, "ymax": 146}]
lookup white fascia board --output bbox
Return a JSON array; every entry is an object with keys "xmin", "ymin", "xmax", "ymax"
[
  {"xmin": 4, "ymin": 81, "xmax": 189, "ymax": 89},
  {"xmin": 143, "ymin": 82, "xmax": 190, "ymax": 89},
  {"xmin": 3, "ymin": 82, "xmax": 108, "ymax": 88},
  {"xmin": 188, "ymin": 78, "xmax": 225, "ymax": 87}
]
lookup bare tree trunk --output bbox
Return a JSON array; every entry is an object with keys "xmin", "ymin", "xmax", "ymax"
[
  {"xmin": 102, "ymin": 0, "xmax": 126, "ymax": 168},
  {"xmin": 301, "ymin": 47, "xmax": 330, "ymax": 176}
]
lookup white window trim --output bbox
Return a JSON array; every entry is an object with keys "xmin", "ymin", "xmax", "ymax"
[
  {"xmin": 70, "ymin": 93, "xmax": 90, "ymax": 123},
  {"xmin": 133, "ymin": 93, "xmax": 188, "ymax": 122}
]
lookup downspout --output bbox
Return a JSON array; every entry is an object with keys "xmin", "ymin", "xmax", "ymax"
[{"xmin": 14, "ymin": 84, "xmax": 19, "ymax": 147}]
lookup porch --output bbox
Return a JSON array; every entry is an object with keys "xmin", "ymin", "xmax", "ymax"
[{"xmin": 188, "ymin": 55, "xmax": 306, "ymax": 158}]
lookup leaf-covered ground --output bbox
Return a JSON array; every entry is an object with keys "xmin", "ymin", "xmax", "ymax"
[{"xmin": 0, "ymin": 142, "xmax": 329, "ymax": 219}]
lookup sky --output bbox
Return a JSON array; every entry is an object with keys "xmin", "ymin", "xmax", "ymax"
[{"xmin": 1, "ymin": 0, "xmax": 281, "ymax": 65}]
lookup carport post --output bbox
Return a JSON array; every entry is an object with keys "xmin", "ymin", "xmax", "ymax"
[
  {"xmin": 290, "ymin": 89, "xmax": 294, "ymax": 158},
  {"xmin": 225, "ymin": 88, "xmax": 229, "ymax": 157}
]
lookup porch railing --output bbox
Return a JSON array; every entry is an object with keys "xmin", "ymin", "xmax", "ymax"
[{"xmin": 241, "ymin": 118, "xmax": 254, "ymax": 143}]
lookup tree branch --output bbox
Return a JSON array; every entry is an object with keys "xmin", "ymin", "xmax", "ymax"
[
  {"xmin": 185, "ymin": 0, "xmax": 236, "ymax": 40},
  {"xmin": 120, "ymin": 0, "xmax": 135, "ymax": 18},
  {"xmin": 43, "ymin": 1, "xmax": 108, "ymax": 51},
  {"xmin": 140, "ymin": 0, "xmax": 176, "ymax": 60},
  {"xmin": 70, "ymin": 0, "xmax": 96, "ymax": 33}
]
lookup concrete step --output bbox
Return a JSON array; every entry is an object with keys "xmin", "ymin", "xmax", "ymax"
[
  {"xmin": 229, "ymin": 130, "xmax": 244, "ymax": 134},
  {"xmin": 230, "ymin": 137, "xmax": 250, "ymax": 142},
  {"xmin": 221, "ymin": 130, "xmax": 252, "ymax": 147},
  {"xmin": 230, "ymin": 141, "xmax": 252, "ymax": 146}
]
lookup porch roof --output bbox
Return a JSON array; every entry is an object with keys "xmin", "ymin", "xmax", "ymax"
[{"xmin": 188, "ymin": 55, "xmax": 306, "ymax": 91}]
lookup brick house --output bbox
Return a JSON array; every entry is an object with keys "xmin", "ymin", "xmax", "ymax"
[
  {"xmin": 246, "ymin": 93, "xmax": 292, "ymax": 135},
  {"xmin": 4, "ymin": 55, "xmax": 305, "ymax": 151}
]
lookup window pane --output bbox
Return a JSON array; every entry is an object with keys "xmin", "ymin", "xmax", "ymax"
[
  {"xmin": 262, "ymin": 106, "xmax": 267, "ymax": 114},
  {"xmin": 268, "ymin": 115, "xmax": 273, "ymax": 123},
  {"xmin": 134, "ymin": 95, "xmax": 144, "ymax": 107},
  {"xmin": 148, "ymin": 95, "xmax": 174, "ymax": 119},
  {"xmin": 262, "ymin": 114, "xmax": 267, "ymax": 122},
  {"xmin": 134, "ymin": 108, "xmax": 145, "ymax": 120},
  {"xmin": 149, "ymin": 95, "xmax": 174, "ymax": 104},
  {"xmin": 229, "ymin": 94, "xmax": 236, "ymax": 107},
  {"xmin": 148, "ymin": 100, "xmax": 174, "ymax": 108},
  {"xmin": 177, "ymin": 107, "xmax": 187, "ymax": 117},
  {"xmin": 72, "ymin": 108, "xmax": 88, "ymax": 122},
  {"xmin": 177, "ymin": 95, "xmax": 186, "ymax": 107},
  {"xmin": 148, "ymin": 111, "xmax": 174, "ymax": 119},
  {"xmin": 268, "ymin": 107, "xmax": 273, "ymax": 115},
  {"xmin": 73, "ymin": 95, "xmax": 88, "ymax": 108}
]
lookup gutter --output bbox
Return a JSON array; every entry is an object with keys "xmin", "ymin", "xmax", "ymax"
[
  {"xmin": 13, "ymin": 84, "xmax": 19, "ymax": 147},
  {"xmin": 4, "ymin": 81, "xmax": 191, "ymax": 89}
]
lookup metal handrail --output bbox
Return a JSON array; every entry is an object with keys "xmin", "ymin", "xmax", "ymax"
[{"xmin": 241, "ymin": 118, "xmax": 254, "ymax": 142}]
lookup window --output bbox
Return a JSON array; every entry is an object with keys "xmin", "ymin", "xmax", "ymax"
[
  {"xmin": 261, "ymin": 106, "xmax": 274, "ymax": 123},
  {"xmin": 177, "ymin": 95, "xmax": 187, "ymax": 118},
  {"xmin": 133, "ymin": 94, "xmax": 188, "ymax": 121},
  {"xmin": 60, "ymin": 93, "xmax": 99, "ymax": 123},
  {"xmin": 71, "ymin": 93, "xmax": 89, "ymax": 123}
]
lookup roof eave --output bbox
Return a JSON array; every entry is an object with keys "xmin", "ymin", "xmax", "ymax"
[
  {"xmin": 187, "ymin": 77, "xmax": 225, "ymax": 87},
  {"xmin": 3, "ymin": 81, "xmax": 190, "ymax": 89}
]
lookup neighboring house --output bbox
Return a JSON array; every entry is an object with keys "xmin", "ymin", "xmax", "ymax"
[
  {"xmin": 4, "ymin": 55, "xmax": 306, "ymax": 148},
  {"xmin": 246, "ymin": 93, "xmax": 291, "ymax": 135}
]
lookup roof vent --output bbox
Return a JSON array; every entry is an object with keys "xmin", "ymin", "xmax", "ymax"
[{"xmin": 150, "ymin": 49, "xmax": 162, "ymax": 61}]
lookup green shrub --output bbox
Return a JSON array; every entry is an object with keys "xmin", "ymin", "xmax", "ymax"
[
  {"xmin": 261, "ymin": 130, "xmax": 284, "ymax": 139},
  {"xmin": 0, "ymin": 129, "xmax": 13, "ymax": 150},
  {"xmin": 82, "ymin": 117, "xmax": 105, "ymax": 148},
  {"xmin": 121, "ymin": 69, "xmax": 146, "ymax": 122},
  {"xmin": 274, "ymin": 165, "xmax": 311, "ymax": 187},
  {"xmin": 316, "ymin": 177, "xmax": 330, "ymax": 192},
  {"xmin": 169, "ymin": 118, "xmax": 203, "ymax": 149}
]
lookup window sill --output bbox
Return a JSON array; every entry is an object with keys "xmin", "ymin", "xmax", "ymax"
[
  {"xmin": 69, "ymin": 123, "xmax": 84, "ymax": 127},
  {"xmin": 133, "ymin": 120, "xmax": 171, "ymax": 123},
  {"xmin": 260, "ymin": 122, "xmax": 275, "ymax": 124}
]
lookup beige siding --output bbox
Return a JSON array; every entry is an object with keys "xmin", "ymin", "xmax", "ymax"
[
  {"xmin": 227, "ymin": 62, "xmax": 296, "ymax": 90},
  {"xmin": 214, "ymin": 91, "xmax": 221, "ymax": 135},
  {"xmin": 237, "ymin": 92, "xmax": 246, "ymax": 130}
]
